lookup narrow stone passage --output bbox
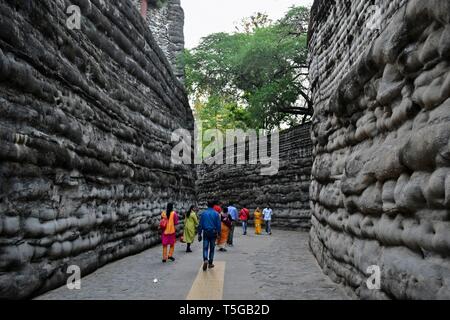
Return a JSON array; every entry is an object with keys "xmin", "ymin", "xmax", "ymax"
[{"xmin": 36, "ymin": 229, "xmax": 348, "ymax": 300}]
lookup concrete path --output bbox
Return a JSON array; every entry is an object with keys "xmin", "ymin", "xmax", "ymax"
[{"xmin": 36, "ymin": 229, "xmax": 349, "ymax": 300}]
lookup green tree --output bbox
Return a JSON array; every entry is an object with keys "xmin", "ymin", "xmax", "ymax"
[
  {"xmin": 183, "ymin": 6, "xmax": 311, "ymax": 130},
  {"xmin": 194, "ymin": 96, "xmax": 250, "ymax": 131},
  {"xmin": 236, "ymin": 12, "xmax": 273, "ymax": 33}
]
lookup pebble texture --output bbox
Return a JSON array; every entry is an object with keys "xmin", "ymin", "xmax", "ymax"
[
  {"xmin": 196, "ymin": 124, "xmax": 313, "ymax": 229},
  {"xmin": 309, "ymin": 0, "xmax": 450, "ymax": 299},
  {"xmin": 0, "ymin": 0, "xmax": 194, "ymax": 299}
]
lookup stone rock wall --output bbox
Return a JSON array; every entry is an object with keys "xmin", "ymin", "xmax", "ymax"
[
  {"xmin": 196, "ymin": 124, "xmax": 313, "ymax": 229},
  {"xmin": 131, "ymin": 0, "xmax": 185, "ymax": 81},
  {"xmin": 0, "ymin": 0, "xmax": 194, "ymax": 299},
  {"xmin": 309, "ymin": 0, "xmax": 450, "ymax": 299}
]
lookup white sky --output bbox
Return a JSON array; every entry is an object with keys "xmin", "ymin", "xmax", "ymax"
[{"xmin": 181, "ymin": 0, "xmax": 314, "ymax": 49}]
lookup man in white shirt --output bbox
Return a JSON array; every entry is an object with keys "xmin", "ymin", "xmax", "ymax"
[
  {"xmin": 263, "ymin": 206, "xmax": 273, "ymax": 235},
  {"xmin": 227, "ymin": 203, "xmax": 238, "ymax": 246}
]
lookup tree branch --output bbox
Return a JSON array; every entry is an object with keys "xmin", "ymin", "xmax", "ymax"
[{"xmin": 278, "ymin": 106, "xmax": 313, "ymax": 116}]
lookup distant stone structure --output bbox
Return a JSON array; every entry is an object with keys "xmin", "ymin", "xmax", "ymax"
[
  {"xmin": 132, "ymin": 0, "xmax": 185, "ymax": 81},
  {"xmin": 197, "ymin": 124, "xmax": 313, "ymax": 229},
  {"xmin": 309, "ymin": 0, "xmax": 450, "ymax": 299},
  {"xmin": 0, "ymin": 0, "xmax": 194, "ymax": 299}
]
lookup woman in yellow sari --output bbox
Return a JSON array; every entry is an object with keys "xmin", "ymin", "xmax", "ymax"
[
  {"xmin": 183, "ymin": 205, "xmax": 199, "ymax": 253},
  {"xmin": 254, "ymin": 207, "xmax": 263, "ymax": 235}
]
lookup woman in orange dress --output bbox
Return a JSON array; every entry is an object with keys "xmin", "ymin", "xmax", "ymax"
[
  {"xmin": 160, "ymin": 203, "xmax": 179, "ymax": 263},
  {"xmin": 217, "ymin": 207, "xmax": 232, "ymax": 252}
]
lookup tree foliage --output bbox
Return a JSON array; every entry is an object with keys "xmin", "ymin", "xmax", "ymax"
[
  {"xmin": 236, "ymin": 12, "xmax": 273, "ymax": 33},
  {"xmin": 183, "ymin": 6, "xmax": 311, "ymax": 130}
]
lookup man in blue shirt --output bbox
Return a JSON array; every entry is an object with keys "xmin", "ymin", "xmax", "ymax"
[
  {"xmin": 198, "ymin": 200, "xmax": 222, "ymax": 271},
  {"xmin": 227, "ymin": 203, "xmax": 238, "ymax": 246}
]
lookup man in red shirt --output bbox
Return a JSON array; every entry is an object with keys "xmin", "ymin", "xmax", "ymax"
[{"xmin": 239, "ymin": 208, "xmax": 250, "ymax": 235}]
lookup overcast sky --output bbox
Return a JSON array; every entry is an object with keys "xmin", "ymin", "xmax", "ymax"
[{"xmin": 181, "ymin": 0, "xmax": 314, "ymax": 49}]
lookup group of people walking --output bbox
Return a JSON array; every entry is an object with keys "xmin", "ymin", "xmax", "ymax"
[{"xmin": 159, "ymin": 201, "xmax": 273, "ymax": 270}]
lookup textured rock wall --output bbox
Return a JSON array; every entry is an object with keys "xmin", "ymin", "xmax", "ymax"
[
  {"xmin": 196, "ymin": 124, "xmax": 313, "ymax": 229},
  {"xmin": 131, "ymin": 0, "xmax": 185, "ymax": 81},
  {"xmin": 0, "ymin": 0, "xmax": 194, "ymax": 299},
  {"xmin": 309, "ymin": 0, "xmax": 450, "ymax": 299}
]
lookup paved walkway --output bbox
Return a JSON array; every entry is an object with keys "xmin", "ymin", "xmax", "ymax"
[{"xmin": 36, "ymin": 229, "xmax": 348, "ymax": 300}]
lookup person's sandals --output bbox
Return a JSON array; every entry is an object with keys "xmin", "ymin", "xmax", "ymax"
[
  {"xmin": 162, "ymin": 259, "xmax": 167, "ymax": 263},
  {"xmin": 203, "ymin": 261, "xmax": 208, "ymax": 271},
  {"xmin": 168, "ymin": 257, "xmax": 175, "ymax": 261}
]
